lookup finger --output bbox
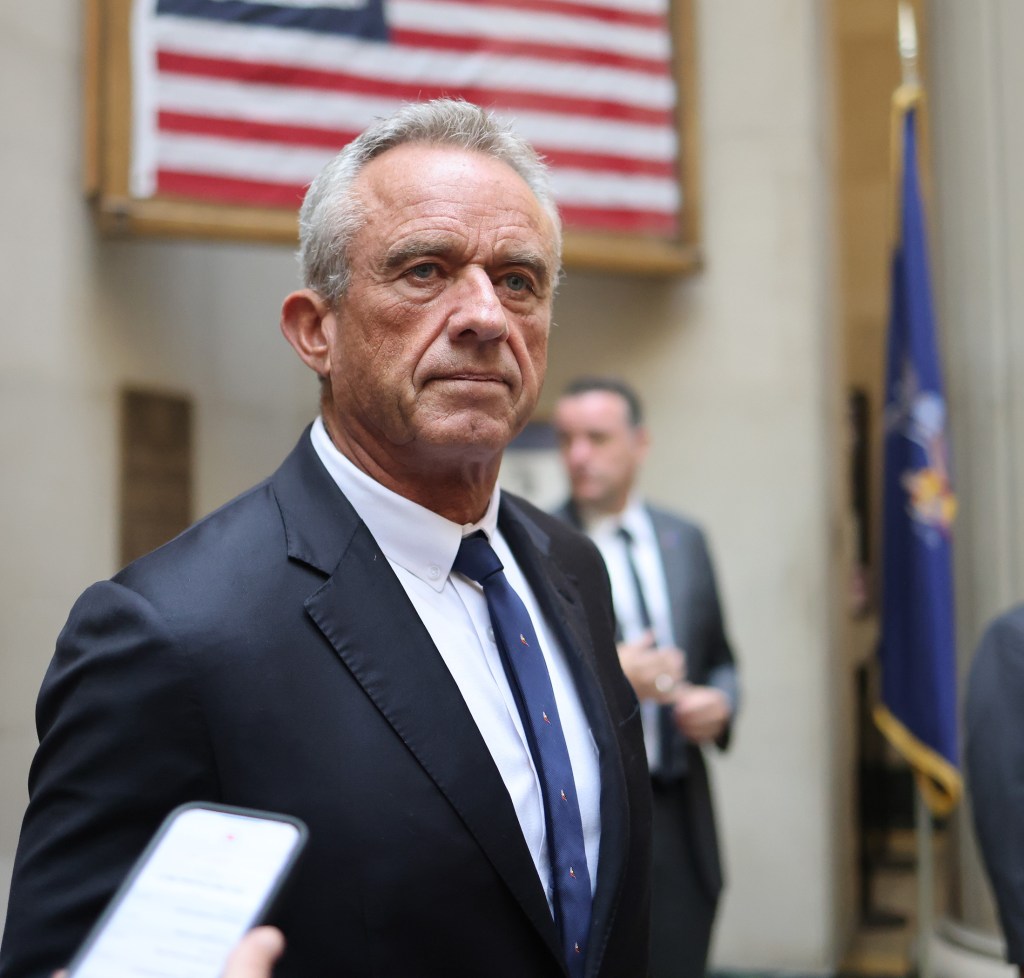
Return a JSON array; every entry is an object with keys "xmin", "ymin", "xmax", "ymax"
[{"xmin": 222, "ymin": 927, "xmax": 286, "ymax": 978}]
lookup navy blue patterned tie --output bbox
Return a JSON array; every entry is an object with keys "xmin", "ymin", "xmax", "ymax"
[{"xmin": 454, "ymin": 532, "xmax": 592, "ymax": 977}]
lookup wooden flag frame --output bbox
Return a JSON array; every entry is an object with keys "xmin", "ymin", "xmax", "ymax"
[{"xmin": 84, "ymin": 0, "xmax": 702, "ymax": 275}]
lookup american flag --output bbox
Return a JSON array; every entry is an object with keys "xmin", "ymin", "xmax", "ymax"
[{"xmin": 131, "ymin": 0, "xmax": 682, "ymax": 238}]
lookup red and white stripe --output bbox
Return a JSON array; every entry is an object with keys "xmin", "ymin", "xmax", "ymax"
[{"xmin": 131, "ymin": 0, "xmax": 681, "ymax": 236}]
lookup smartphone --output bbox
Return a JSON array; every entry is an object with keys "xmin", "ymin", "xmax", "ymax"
[{"xmin": 66, "ymin": 801, "xmax": 308, "ymax": 978}]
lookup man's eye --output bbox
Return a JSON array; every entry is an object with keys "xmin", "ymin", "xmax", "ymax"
[
  {"xmin": 504, "ymin": 273, "xmax": 531, "ymax": 293},
  {"xmin": 408, "ymin": 263, "xmax": 438, "ymax": 280}
]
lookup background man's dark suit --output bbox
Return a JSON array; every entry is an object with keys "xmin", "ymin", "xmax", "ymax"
[
  {"xmin": 0, "ymin": 432, "xmax": 652, "ymax": 978},
  {"xmin": 555, "ymin": 500, "xmax": 735, "ymax": 974},
  {"xmin": 965, "ymin": 602, "xmax": 1024, "ymax": 974}
]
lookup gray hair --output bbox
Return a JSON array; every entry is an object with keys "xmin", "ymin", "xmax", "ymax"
[{"xmin": 298, "ymin": 99, "xmax": 562, "ymax": 306}]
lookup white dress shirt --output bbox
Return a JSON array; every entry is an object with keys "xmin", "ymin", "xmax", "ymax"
[
  {"xmin": 310, "ymin": 418, "xmax": 601, "ymax": 908},
  {"xmin": 580, "ymin": 498, "xmax": 675, "ymax": 770}
]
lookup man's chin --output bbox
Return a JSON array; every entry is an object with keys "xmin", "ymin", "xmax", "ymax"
[
  {"xmin": 419, "ymin": 413, "xmax": 521, "ymax": 457},
  {"xmin": 573, "ymin": 488, "xmax": 619, "ymax": 515},
  {"xmin": 571, "ymin": 482, "xmax": 605, "ymax": 505}
]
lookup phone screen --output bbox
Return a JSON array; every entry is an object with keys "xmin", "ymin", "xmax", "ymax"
[{"xmin": 68, "ymin": 804, "xmax": 306, "ymax": 978}]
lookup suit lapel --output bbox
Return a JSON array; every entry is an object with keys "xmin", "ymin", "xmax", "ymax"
[
  {"xmin": 649, "ymin": 507, "xmax": 691, "ymax": 650},
  {"xmin": 500, "ymin": 498, "xmax": 631, "ymax": 978},
  {"xmin": 271, "ymin": 435, "xmax": 562, "ymax": 962}
]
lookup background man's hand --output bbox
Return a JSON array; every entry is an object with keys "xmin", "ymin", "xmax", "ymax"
[
  {"xmin": 671, "ymin": 684, "xmax": 731, "ymax": 743},
  {"xmin": 617, "ymin": 633, "xmax": 686, "ymax": 702},
  {"xmin": 221, "ymin": 927, "xmax": 285, "ymax": 978}
]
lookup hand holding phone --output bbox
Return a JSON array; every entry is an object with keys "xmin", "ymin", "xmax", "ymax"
[{"xmin": 66, "ymin": 803, "xmax": 307, "ymax": 978}]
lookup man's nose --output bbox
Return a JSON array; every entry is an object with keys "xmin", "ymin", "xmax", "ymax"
[
  {"xmin": 566, "ymin": 437, "xmax": 591, "ymax": 469},
  {"xmin": 446, "ymin": 268, "xmax": 509, "ymax": 342}
]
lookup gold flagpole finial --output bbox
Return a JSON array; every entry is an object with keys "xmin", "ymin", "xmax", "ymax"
[{"xmin": 898, "ymin": 1, "xmax": 920, "ymax": 88}]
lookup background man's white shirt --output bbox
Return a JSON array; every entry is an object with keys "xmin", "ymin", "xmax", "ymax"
[{"xmin": 581, "ymin": 497, "xmax": 674, "ymax": 769}]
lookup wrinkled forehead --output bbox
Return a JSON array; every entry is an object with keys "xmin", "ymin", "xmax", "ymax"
[{"xmin": 354, "ymin": 143, "xmax": 560, "ymax": 260}]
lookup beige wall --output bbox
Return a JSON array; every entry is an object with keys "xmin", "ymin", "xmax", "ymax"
[
  {"xmin": 929, "ymin": 0, "xmax": 1024, "ymax": 957},
  {"xmin": 543, "ymin": 3, "xmax": 846, "ymax": 967},
  {"xmin": 0, "ymin": 0, "xmax": 850, "ymax": 970},
  {"xmin": 0, "ymin": 0, "xmax": 318, "ymax": 927}
]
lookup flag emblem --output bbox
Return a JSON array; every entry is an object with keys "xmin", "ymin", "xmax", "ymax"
[{"xmin": 884, "ymin": 364, "xmax": 957, "ymax": 538}]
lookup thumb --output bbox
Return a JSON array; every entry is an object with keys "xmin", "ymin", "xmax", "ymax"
[{"xmin": 222, "ymin": 927, "xmax": 285, "ymax": 978}]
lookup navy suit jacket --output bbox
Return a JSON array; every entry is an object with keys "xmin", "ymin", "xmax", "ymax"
[
  {"xmin": 0, "ymin": 431, "xmax": 651, "ymax": 978},
  {"xmin": 966, "ymin": 602, "xmax": 1024, "ymax": 964},
  {"xmin": 553, "ymin": 501, "xmax": 737, "ymax": 902}
]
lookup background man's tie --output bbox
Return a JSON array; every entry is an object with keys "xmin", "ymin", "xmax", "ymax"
[
  {"xmin": 616, "ymin": 526, "xmax": 684, "ymax": 778},
  {"xmin": 454, "ymin": 532, "xmax": 592, "ymax": 977}
]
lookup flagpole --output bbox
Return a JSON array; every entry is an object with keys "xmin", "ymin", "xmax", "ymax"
[
  {"xmin": 877, "ymin": 5, "xmax": 962, "ymax": 974},
  {"xmin": 897, "ymin": 8, "xmax": 936, "ymax": 978},
  {"xmin": 890, "ymin": 3, "xmax": 923, "ymax": 235},
  {"xmin": 897, "ymin": 1, "xmax": 919, "ymax": 88},
  {"xmin": 916, "ymin": 784, "xmax": 935, "ymax": 978}
]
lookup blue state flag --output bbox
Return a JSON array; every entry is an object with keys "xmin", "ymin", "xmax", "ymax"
[{"xmin": 874, "ymin": 95, "xmax": 962, "ymax": 817}]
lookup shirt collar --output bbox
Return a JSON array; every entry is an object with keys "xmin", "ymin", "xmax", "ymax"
[
  {"xmin": 579, "ymin": 493, "xmax": 646, "ymax": 540},
  {"xmin": 309, "ymin": 417, "xmax": 500, "ymax": 592}
]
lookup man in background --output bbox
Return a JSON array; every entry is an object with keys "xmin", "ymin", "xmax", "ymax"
[
  {"xmin": 553, "ymin": 376, "xmax": 739, "ymax": 978},
  {"xmin": 0, "ymin": 102, "xmax": 651, "ymax": 978},
  {"xmin": 965, "ymin": 602, "xmax": 1024, "ymax": 977}
]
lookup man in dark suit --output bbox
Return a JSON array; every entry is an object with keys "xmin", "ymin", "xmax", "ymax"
[
  {"xmin": 552, "ymin": 377, "xmax": 738, "ymax": 978},
  {"xmin": 965, "ymin": 602, "xmax": 1024, "ymax": 977},
  {"xmin": 0, "ymin": 101, "xmax": 651, "ymax": 978}
]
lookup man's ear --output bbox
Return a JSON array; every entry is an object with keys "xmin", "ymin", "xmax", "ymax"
[
  {"xmin": 280, "ymin": 289, "xmax": 334, "ymax": 378},
  {"xmin": 635, "ymin": 424, "xmax": 651, "ymax": 463}
]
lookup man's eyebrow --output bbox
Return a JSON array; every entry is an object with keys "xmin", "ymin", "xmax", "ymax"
[
  {"xmin": 380, "ymin": 237, "xmax": 458, "ymax": 273},
  {"xmin": 502, "ymin": 250, "xmax": 555, "ymax": 287}
]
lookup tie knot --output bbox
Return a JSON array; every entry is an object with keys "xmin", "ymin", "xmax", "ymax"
[
  {"xmin": 616, "ymin": 525, "xmax": 635, "ymax": 547},
  {"xmin": 453, "ymin": 532, "xmax": 504, "ymax": 585}
]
